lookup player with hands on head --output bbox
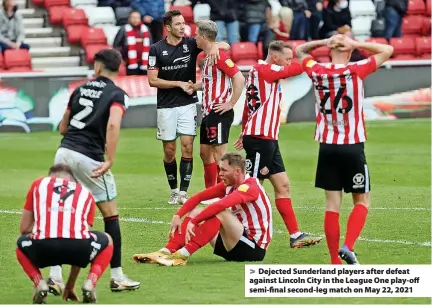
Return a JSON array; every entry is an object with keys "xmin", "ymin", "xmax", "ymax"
[{"xmin": 296, "ymin": 34, "xmax": 393, "ymax": 264}]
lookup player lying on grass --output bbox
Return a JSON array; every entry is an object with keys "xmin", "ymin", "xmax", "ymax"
[
  {"xmin": 16, "ymin": 164, "xmax": 113, "ymax": 304},
  {"xmin": 296, "ymin": 34, "xmax": 393, "ymax": 264},
  {"xmin": 133, "ymin": 152, "xmax": 273, "ymax": 266}
]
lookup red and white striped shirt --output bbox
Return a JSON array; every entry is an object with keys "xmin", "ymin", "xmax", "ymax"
[
  {"xmin": 178, "ymin": 176, "xmax": 273, "ymax": 250},
  {"xmin": 242, "ymin": 60, "xmax": 303, "ymax": 140},
  {"xmin": 302, "ymin": 56, "xmax": 378, "ymax": 144},
  {"xmin": 201, "ymin": 50, "xmax": 240, "ymax": 117},
  {"xmin": 24, "ymin": 177, "xmax": 96, "ymax": 240}
]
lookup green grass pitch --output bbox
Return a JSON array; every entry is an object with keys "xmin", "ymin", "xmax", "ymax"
[{"xmin": 0, "ymin": 119, "xmax": 430, "ymax": 304}]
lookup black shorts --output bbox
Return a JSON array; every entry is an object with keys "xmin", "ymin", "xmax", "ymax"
[
  {"xmin": 16, "ymin": 231, "xmax": 109, "ymax": 268},
  {"xmin": 200, "ymin": 109, "xmax": 234, "ymax": 145},
  {"xmin": 315, "ymin": 143, "xmax": 371, "ymax": 193},
  {"xmin": 213, "ymin": 229, "xmax": 266, "ymax": 262},
  {"xmin": 242, "ymin": 135, "xmax": 285, "ymax": 179}
]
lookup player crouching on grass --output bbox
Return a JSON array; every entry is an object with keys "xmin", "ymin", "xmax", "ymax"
[
  {"xmin": 16, "ymin": 164, "xmax": 113, "ymax": 304},
  {"xmin": 133, "ymin": 152, "xmax": 273, "ymax": 266}
]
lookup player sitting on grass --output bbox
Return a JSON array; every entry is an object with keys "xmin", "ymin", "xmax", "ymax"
[{"xmin": 133, "ymin": 152, "xmax": 273, "ymax": 266}]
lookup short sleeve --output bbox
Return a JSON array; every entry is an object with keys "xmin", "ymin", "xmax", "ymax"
[
  {"xmin": 86, "ymin": 194, "xmax": 96, "ymax": 227},
  {"xmin": 110, "ymin": 90, "xmax": 129, "ymax": 115},
  {"xmin": 302, "ymin": 56, "xmax": 319, "ymax": 77},
  {"xmin": 24, "ymin": 179, "xmax": 40, "ymax": 212},
  {"xmin": 216, "ymin": 51, "xmax": 240, "ymax": 78},
  {"xmin": 352, "ymin": 56, "xmax": 377, "ymax": 80},
  {"xmin": 67, "ymin": 89, "xmax": 78, "ymax": 110},
  {"xmin": 234, "ymin": 180, "xmax": 260, "ymax": 203},
  {"xmin": 148, "ymin": 45, "xmax": 159, "ymax": 70}
]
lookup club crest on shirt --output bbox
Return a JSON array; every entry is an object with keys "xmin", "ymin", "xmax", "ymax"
[
  {"xmin": 225, "ymin": 59, "xmax": 234, "ymax": 68},
  {"xmin": 149, "ymin": 56, "xmax": 156, "ymax": 67},
  {"xmin": 183, "ymin": 44, "xmax": 189, "ymax": 53}
]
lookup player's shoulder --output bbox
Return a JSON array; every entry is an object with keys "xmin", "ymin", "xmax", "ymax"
[
  {"xmin": 151, "ymin": 39, "xmax": 166, "ymax": 49},
  {"xmin": 30, "ymin": 176, "xmax": 48, "ymax": 188},
  {"xmin": 238, "ymin": 177, "xmax": 260, "ymax": 193}
]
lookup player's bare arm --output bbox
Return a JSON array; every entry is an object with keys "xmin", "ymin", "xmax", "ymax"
[
  {"xmin": 214, "ymin": 72, "xmax": 245, "ymax": 114},
  {"xmin": 59, "ymin": 109, "xmax": 71, "ymax": 136},
  {"xmin": 148, "ymin": 69, "xmax": 194, "ymax": 94},
  {"xmin": 63, "ymin": 266, "xmax": 81, "ymax": 301},
  {"xmin": 344, "ymin": 36, "xmax": 394, "ymax": 67},
  {"xmin": 19, "ymin": 210, "xmax": 34, "ymax": 234},
  {"xmin": 91, "ymin": 106, "xmax": 123, "ymax": 178},
  {"xmin": 296, "ymin": 38, "xmax": 333, "ymax": 61}
]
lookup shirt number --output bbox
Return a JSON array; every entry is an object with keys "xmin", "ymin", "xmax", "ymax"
[
  {"xmin": 317, "ymin": 85, "xmax": 353, "ymax": 115},
  {"xmin": 246, "ymin": 84, "xmax": 261, "ymax": 112},
  {"xmin": 70, "ymin": 97, "xmax": 94, "ymax": 129}
]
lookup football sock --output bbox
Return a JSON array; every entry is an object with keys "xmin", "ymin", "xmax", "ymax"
[
  {"xmin": 164, "ymin": 217, "xmax": 192, "ymax": 253},
  {"xmin": 324, "ymin": 211, "xmax": 342, "ymax": 264},
  {"xmin": 344, "ymin": 204, "xmax": 368, "ymax": 251},
  {"xmin": 184, "ymin": 216, "xmax": 221, "ymax": 255},
  {"xmin": 180, "ymin": 157, "xmax": 193, "ymax": 192},
  {"xmin": 88, "ymin": 244, "xmax": 113, "ymax": 287},
  {"xmin": 49, "ymin": 265, "xmax": 63, "ymax": 282},
  {"xmin": 204, "ymin": 162, "xmax": 218, "ymax": 188},
  {"xmin": 16, "ymin": 248, "xmax": 42, "ymax": 287},
  {"xmin": 104, "ymin": 215, "xmax": 122, "ymax": 271},
  {"xmin": 275, "ymin": 198, "xmax": 300, "ymax": 235},
  {"xmin": 159, "ymin": 248, "xmax": 171, "ymax": 254},
  {"xmin": 164, "ymin": 159, "xmax": 178, "ymax": 190},
  {"xmin": 216, "ymin": 165, "xmax": 222, "ymax": 183}
]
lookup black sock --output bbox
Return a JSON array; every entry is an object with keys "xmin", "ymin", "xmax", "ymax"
[
  {"xmin": 180, "ymin": 157, "xmax": 193, "ymax": 192},
  {"xmin": 164, "ymin": 159, "xmax": 178, "ymax": 190},
  {"xmin": 104, "ymin": 215, "xmax": 121, "ymax": 269}
]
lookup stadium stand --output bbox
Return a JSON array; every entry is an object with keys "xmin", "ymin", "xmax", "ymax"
[{"xmin": 0, "ymin": 0, "xmax": 428, "ymax": 72}]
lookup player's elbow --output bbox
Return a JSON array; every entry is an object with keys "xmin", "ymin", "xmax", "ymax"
[{"xmin": 148, "ymin": 78, "xmax": 157, "ymax": 87}]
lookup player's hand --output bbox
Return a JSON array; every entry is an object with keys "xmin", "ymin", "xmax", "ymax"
[
  {"xmin": 185, "ymin": 221, "xmax": 196, "ymax": 244},
  {"xmin": 179, "ymin": 81, "xmax": 194, "ymax": 95},
  {"xmin": 63, "ymin": 287, "xmax": 79, "ymax": 302},
  {"xmin": 233, "ymin": 134, "xmax": 243, "ymax": 150},
  {"xmin": 213, "ymin": 101, "xmax": 234, "ymax": 114},
  {"xmin": 91, "ymin": 160, "xmax": 113, "ymax": 178},
  {"xmin": 207, "ymin": 44, "xmax": 220, "ymax": 65},
  {"xmin": 170, "ymin": 215, "xmax": 182, "ymax": 237}
]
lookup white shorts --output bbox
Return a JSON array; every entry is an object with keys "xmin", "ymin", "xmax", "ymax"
[
  {"xmin": 156, "ymin": 103, "xmax": 197, "ymax": 141},
  {"xmin": 54, "ymin": 147, "xmax": 117, "ymax": 203}
]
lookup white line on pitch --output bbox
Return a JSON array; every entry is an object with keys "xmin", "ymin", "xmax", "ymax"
[
  {"xmin": 117, "ymin": 206, "xmax": 431, "ymax": 211},
  {"xmin": 1, "ymin": 209, "xmax": 430, "ymax": 248}
]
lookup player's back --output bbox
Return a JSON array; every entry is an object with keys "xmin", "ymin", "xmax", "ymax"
[
  {"xmin": 302, "ymin": 57, "xmax": 377, "ymax": 145},
  {"xmin": 60, "ymin": 76, "xmax": 128, "ymax": 161},
  {"xmin": 226, "ymin": 177, "xmax": 273, "ymax": 249},
  {"xmin": 25, "ymin": 176, "xmax": 95, "ymax": 240}
]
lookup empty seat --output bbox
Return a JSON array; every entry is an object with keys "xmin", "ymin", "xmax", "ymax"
[
  {"xmin": 48, "ymin": 5, "xmax": 69, "ymax": 24},
  {"xmin": 349, "ymin": 0, "xmax": 376, "ymax": 17},
  {"xmin": 407, "ymin": 0, "xmax": 426, "ymax": 15},
  {"xmin": 81, "ymin": 27, "xmax": 107, "ymax": 46},
  {"xmin": 82, "ymin": 6, "xmax": 116, "ymax": 26},
  {"xmin": 44, "ymin": 0, "xmax": 69, "ymax": 8},
  {"xmin": 193, "ymin": 3, "xmax": 210, "ymax": 22},
  {"xmin": 170, "ymin": 5, "xmax": 193, "ymax": 23},
  {"xmin": 184, "ymin": 23, "xmax": 196, "ymax": 37},
  {"xmin": 230, "ymin": 42, "xmax": 258, "ymax": 65},
  {"xmin": 0, "ymin": 52, "xmax": 5, "ymax": 71},
  {"xmin": 391, "ymin": 54, "xmax": 417, "ymax": 60},
  {"xmin": 31, "ymin": 0, "xmax": 44, "ymax": 7},
  {"xmin": 4, "ymin": 49, "xmax": 32, "ymax": 70},
  {"xmin": 365, "ymin": 37, "xmax": 388, "ymax": 44},
  {"xmin": 422, "ymin": 16, "xmax": 431, "ymax": 36},
  {"xmin": 427, "ymin": 0, "xmax": 431, "ymax": 16},
  {"xmin": 70, "ymin": 0, "xmax": 97, "ymax": 6},
  {"xmin": 62, "ymin": 8, "xmax": 88, "ymax": 27},
  {"xmin": 402, "ymin": 15, "xmax": 423, "ymax": 35},
  {"xmin": 419, "ymin": 53, "xmax": 431, "ymax": 59},
  {"xmin": 352, "ymin": 17, "xmax": 373, "ymax": 36},
  {"xmin": 415, "ymin": 36, "xmax": 431, "ymax": 55},
  {"xmin": 390, "ymin": 37, "xmax": 415, "ymax": 56},
  {"xmin": 85, "ymin": 44, "xmax": 110, "ymax": 63},
  {"xmin": 311, "ymin": 45, "xmax": 330, "ymax": 58},
  {"xmin": 287, "ymin": 40, "xmax": 307, "ymax": 55},
  {"xmin": 67, "ymin": 24, "xmax": 89, "ymax": 43},
  {"xmin": 98, "ymin": 25, "xmax": 120, "ymax": 46},
  {"xmin": 115, "ymin": 6, "xmax": 132, "ymax": 26}
]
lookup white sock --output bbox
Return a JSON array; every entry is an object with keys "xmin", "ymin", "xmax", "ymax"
[
  {"xmin": 171, "ymin": 188, "xmax": 179, "ymax": 194},
  {"xmin": 111, "ymin": 267, "xmax": 124, "ymax": 280},
  {"xmin": 290, "ymin": 232, "xmax": 302, "ymax": 239},
  {"xmin": 49, "ymin": 266, "xmax": 63, "ymax": 282},
  {"xmin": 160, "ymin": 248, "xmax": 171, "ymax": 254},
  {"xmin": 178, "ymin": 248, "xmax": 190, "ymax": 257}
]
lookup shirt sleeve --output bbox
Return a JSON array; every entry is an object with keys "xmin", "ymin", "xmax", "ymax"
[
  {"xmin": 302, "ymin": 56, "xmax": 319, "ymax": 77},
  {"xmin": 23, "ymin": 179, "xmax": 39, "ymax": 212},
  {"xmin": 191, "ymin": 180, "xmax": 260, "ymax": 224},
  {"xmin": 110, "ymin": 90, "xmax": 129, "ymax": 116},
  {"xmin": 67, "ymin": 89, "xmax": 78, "ymax": 110},
  {"xmin": 175, "ymin": 182, "xmax": 227, "ymax": 218},
  {"xmin": 216, "ymin": 51, "xmax": 240, "ymax": 78},
  {"xmin": 259, "ymin": 63, "xmax": 304, "ymax": 83},
  {"xmin": 352, "ymin": 56, "xmax": 377, "ymax": 80},
  {"xmin": 86, "ymin": 194, "xmax": 96, "ymax": 227},
  {"xmin": 147, "ymin": 45, "xmax": 159, "ymax": 70}
]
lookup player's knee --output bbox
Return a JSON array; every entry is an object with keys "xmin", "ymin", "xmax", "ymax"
[
  {"xmin": 163, "ymin": 147, "xmax": 176, "ymax": 162},
  {"xmin": 97, "ymin": 200, "xmax": 118, "ymax": 218},
  {"xmin": 187, "ymin": 207, "xmax": 202, "ymax": 218},
  {"xmin": 325, "ymin": 191, "xmax": 342, "ymax": 211},
  {"xmin": 352, "ymin": 192, "xmax": 370, "ymax": 207},
  {"xmin": 181, "ymin": 142, "xmax": 193, "ymax": 156},
  {"xmin": 200, "ymin": 147, "xmax": 213, "ymax": 163},
  {"xmin": 272, "ymin": 177, "xmax": 291, "ymax": 197},
  {"xmin": 104, "ymin": 232, "xmax": 113, "ymax": 245}
]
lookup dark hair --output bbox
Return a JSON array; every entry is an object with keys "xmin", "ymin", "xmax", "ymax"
[
  {"xmin": 129, "ymin": 9, "xmax": 141, "ymax": 17},
  {"xmin": 163, "ymin": 10, "xmax": 182, "ymax": 26},
  {"xmin": 94, "ymin": 48, "xmax": 121, "ymax": 72},
  {"xmin": 269, "ymin": 40, "xmax": 292, "ymax": 53},
  {"xmin": 220, "ymin": 152, "xmax": 246, "ymax": 173},
  {"xmin": 48, "ymin": 164, "xmax": 76, "ymax": 181}
]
